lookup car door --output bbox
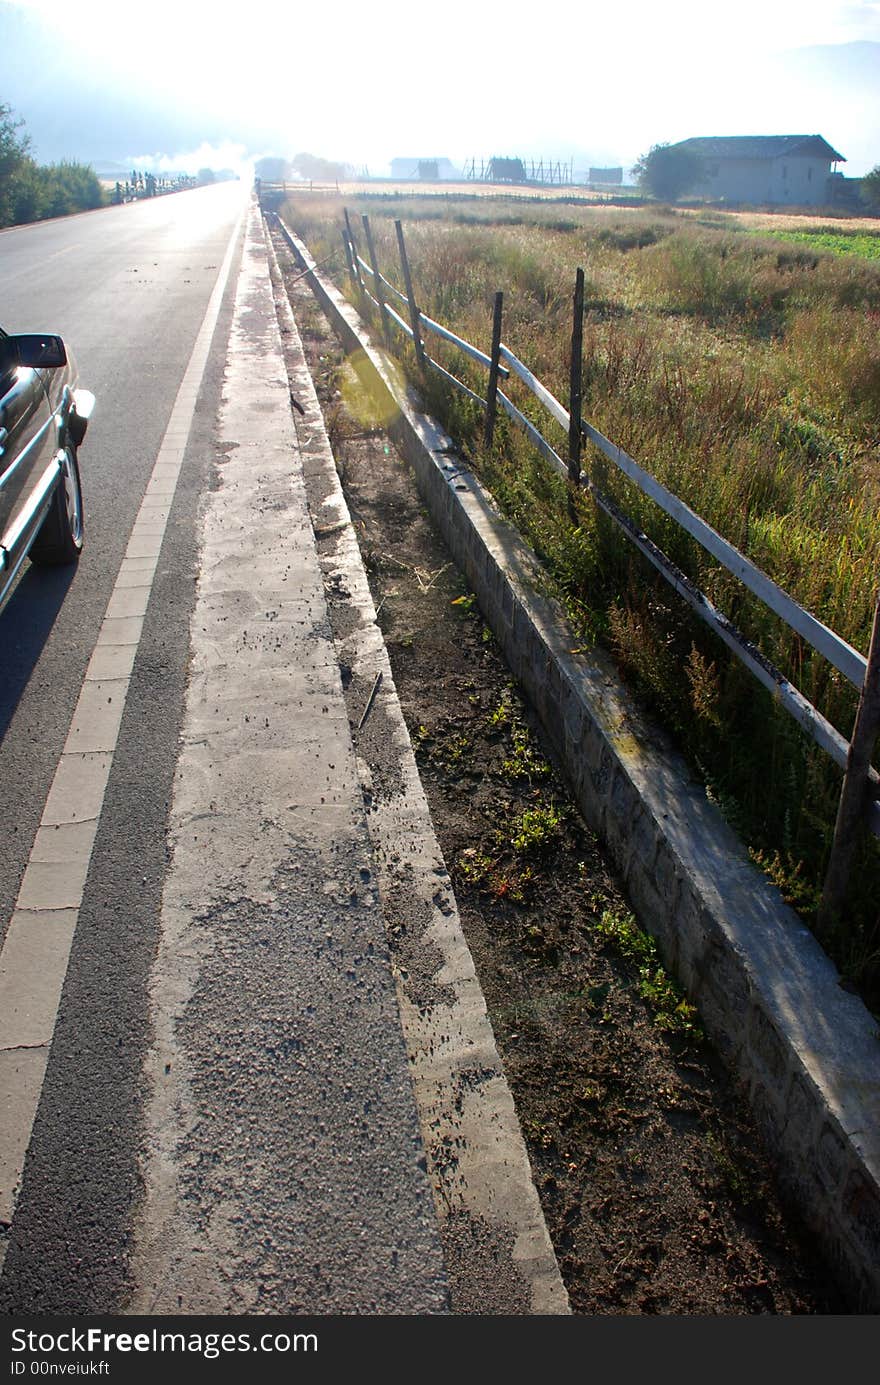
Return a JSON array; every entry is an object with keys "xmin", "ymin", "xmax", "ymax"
[{"xmin": 0, "ymin": 353, "xmax": 56, "ymax": 576}]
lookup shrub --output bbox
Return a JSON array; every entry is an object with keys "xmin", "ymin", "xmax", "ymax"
[{"xmin": 41, "ymin": 161, "xmax": 104, "ymax": 218}]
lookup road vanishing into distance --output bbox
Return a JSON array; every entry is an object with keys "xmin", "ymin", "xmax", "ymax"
[
  {"xmin": 0, "ymin": 182, "xmax": 250, "ymax": 1310},
  {"xmin": 0, "ymin": 186, "xmax": 566, "ymax": 1318}
]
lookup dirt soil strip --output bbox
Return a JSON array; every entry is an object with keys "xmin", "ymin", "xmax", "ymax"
[
  {"xmin": 267, "ymin": 218, "xmax": 844, "ymax": 1315},
  {"xmin": 266, "ymin": 234, "xmax": 570, "ymax": 1315}
]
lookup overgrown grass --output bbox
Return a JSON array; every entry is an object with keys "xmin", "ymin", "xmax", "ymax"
[{"xmin": 279, "ymin": 192, "xmax": 880, "ymax": 1009}]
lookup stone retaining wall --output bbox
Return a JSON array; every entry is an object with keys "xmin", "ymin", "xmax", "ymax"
[{"xmin": 269, "ymin": 210, "xmax": 880, "ymax": 1311}]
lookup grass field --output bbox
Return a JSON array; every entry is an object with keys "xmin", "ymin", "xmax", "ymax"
[{"xmin": 279, "ymin": 191, "xmax": 880, "ymax": 1007}]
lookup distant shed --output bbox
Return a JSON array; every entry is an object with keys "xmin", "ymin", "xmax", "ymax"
[
  {"xmin": 589, "ymin": 167, "xmax": 623, "ymax": 185},
  {"xmin": 390, "ymin": 157, "xmax": 462, "ymax": 181}
]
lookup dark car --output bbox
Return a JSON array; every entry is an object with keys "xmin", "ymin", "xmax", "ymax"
[{"xmin": 0, "ymin": 327, "xmax": 94, "ymax": 614}]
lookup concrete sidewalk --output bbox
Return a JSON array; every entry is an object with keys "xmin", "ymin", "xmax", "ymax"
[{"xmin": 128, "ymin": 198, "xmax": 567, "ymax": 1314}]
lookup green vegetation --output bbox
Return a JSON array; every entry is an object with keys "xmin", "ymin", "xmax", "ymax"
[
  {"xmin": 281, "ymin": 191, "xmax": 880, "ymax": 1007},
  {"xmin": 631, "ymin": 142, "xmax": 704, "ymax": 202},
  {"xmin": 755, "ymin": 228, "xmax": 880, "ymax": 261},
  {"xmin": 861, "ymin": 164, "xmax": 880, "ymax": 212},
  {"xmin": 502, "ymin": 724, "xmax": 552, "ymax": 783},
  {"xmin": 591, "ymin": 905, "xmax": 702, "ymax": 1037},
  {"xmin": 510, "ymin": 803, "xmax": 564, "ymax": 852},
  {"xmin": 0, "ymin": 103, "xmax": 104, "ymax": 227}
]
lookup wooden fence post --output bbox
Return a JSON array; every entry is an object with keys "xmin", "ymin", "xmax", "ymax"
[
  {"xmin": 343, "ymin": 208, "xmax": 366, "ymax": 297},
  {"xmin": 394, "ymin": 219, "xmax": 427, "ymax": 373},
  {"xmin": 341, "ymin": 226, "xmax": 356, "ymax": 285},
  {"xmin": 818, "ymin": 591, "xmax": 880, "ymax": 936},
  {"xmin": 567, "ymin": 268, "xmax": 585, "ymax": 524},
  {"xmin": 361, "ymin": 214, "xmax": 390, "ymax": 345},
  {"xmin": 484, "ymin": 292, "xmax": 504, "ymax": 447},
  {"xmin": 568, "ymin": 267, "xmax": 584, "ymax": 487}
]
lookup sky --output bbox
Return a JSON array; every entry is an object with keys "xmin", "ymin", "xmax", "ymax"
[{"xmin": 4, "ymin": 0, "xmax": 880, "ymax": 176}]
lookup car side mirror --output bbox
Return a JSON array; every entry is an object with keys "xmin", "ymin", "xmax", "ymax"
[{"xmin": 1, "ymin": 334, "xmax": 68, "ymax": 370}]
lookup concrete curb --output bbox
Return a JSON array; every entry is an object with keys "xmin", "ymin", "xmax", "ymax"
[
  {"xmin": 265, "ymin": 223, "xmax": 570, "ymax": 1314},
  {"xmin": 269, "ymin": 211, "xmax": 880, "ymax": 1311}
]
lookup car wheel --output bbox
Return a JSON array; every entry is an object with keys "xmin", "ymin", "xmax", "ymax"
[{"xmin": 30, "ymin": 444, "xmax": 84, "ymax": 565}]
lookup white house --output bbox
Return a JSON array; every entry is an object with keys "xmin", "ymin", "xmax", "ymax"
[{"xmin": 671, "ymin": 135, "xmax": 845, "ymax": 207}]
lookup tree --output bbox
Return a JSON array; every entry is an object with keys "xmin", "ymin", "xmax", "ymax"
[
  {"xmin": 632, "ymin": 143, "xmax": 704, "ymax": 202},
  {"xmin": 860, "ymin": 164, "xmax": 880, "ymax": 211},
  {"xmin": 0, "ymin": 101, "xmax": 32, "ymax": 225},
  {"xmin": 7, "ymin": 157, "xmax": 48, "ymax": 224},
  {"xmin": 292, "ymin": 152, "xmax": 347, "ymax": 183},
  {"xmin": 254, "ymin": 155, "xmax": 294, "ymax": 182}
]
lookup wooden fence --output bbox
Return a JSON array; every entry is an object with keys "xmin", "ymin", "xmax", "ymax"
[{"xmin": 268, "ymin": 203, "xmax": 880, "ymax": 925}]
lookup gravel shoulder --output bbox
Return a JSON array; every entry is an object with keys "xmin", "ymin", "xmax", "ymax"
[{"xmin": 270, "ymin": 223, "xmax": 844, "ymax": 1315}]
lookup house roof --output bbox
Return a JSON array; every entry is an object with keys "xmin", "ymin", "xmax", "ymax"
[{"xmin": 673, "ymin": 136, "xmax": 846, "ymax": 163}]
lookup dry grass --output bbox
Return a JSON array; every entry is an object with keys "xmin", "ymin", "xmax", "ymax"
[{"xmin": 716, "ymin": 209, "xmax": 880, "ymax": 234}]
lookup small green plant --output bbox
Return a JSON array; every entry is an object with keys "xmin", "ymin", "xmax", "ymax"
[
  {"xmin": 576, "ymin": 1081, "xmax": 604, "ymax": 1104},
  {"xmin": 510, "ymin": 803, "xmax": 564, "ymax": 852},
  {"xmin": 592, "ymin": 907, "xmax": 702, "ymax": 1038},
  {"xmin": 456, "ymin": 848, "xmax": 494, "ymax": 887},
  {"xmin": 593, "ymin": 906, "xmax": 654, "ymax": 962},
  {"xmin": 489, "ymin": 691, "xmax": 513, "ymax": 730},
  {"xmin": 446, "ymin": 735, "xmax": 470, "ymax": 764},
  {"xmin": 749, "ymin": 847, "xmax": 822, "ymax": 915},
  {"xmin": 502, "ymin": 724, "xmax": 551, "ymax": 783},
  {"xmin": 494, "ymin": 867, "xmax": 533, "ymax": 903},
  {"xmin": 637, "ymin": 967, "xmax": 702, "ymax": 1036},
  {"xmin": 455, "ymin": 847, "xmax": 534, "ymax": 904},
  {"xmin": 415, "ymin": 720, "xmax": 437, "ymax": 753}
]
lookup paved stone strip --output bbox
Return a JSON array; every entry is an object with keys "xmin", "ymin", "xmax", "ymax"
[
  {"xmin": 0, "ymin": 202, "xmax": 245, "ymax": 1270},
  {"xmin": 127, "ymin": 201, "xmax": 448, "ymax": 1314},
  {"xmin": 266, "ymin": 233, "xmax": 570, "ymax": 1315},
  {"xmin": 274, "ymin": 215, "xmax": 880, "ymax": 1312}
]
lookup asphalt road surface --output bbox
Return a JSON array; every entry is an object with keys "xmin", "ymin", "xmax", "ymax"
[
  {"xmin": 1, "ymin": 181, "xmax": 247, "ymax": 943},
  {"xmin": 0, "ymin": 183, "xmax": 249, "ymax": 1310}
]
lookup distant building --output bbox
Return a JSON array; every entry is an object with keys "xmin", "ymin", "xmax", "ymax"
[
  {"xmin": 390, "ymin": 157, "xmax": 462, "ymax": 181},
  {"xmin": 589, "ymin": 167, "xmax": 623, "ymax": 185},
  {"xmin": 670, "ymin": 135, "xmax": 845, "ymax": 207},
  {"xmin": 487, "ymin": 157, "xmax": 527, "ymax": 184}
]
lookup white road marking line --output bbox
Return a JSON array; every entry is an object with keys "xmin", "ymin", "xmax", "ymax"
[{"xmin": 0, "ymin": 198, "xmax": 246, "ymax": 1265}]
